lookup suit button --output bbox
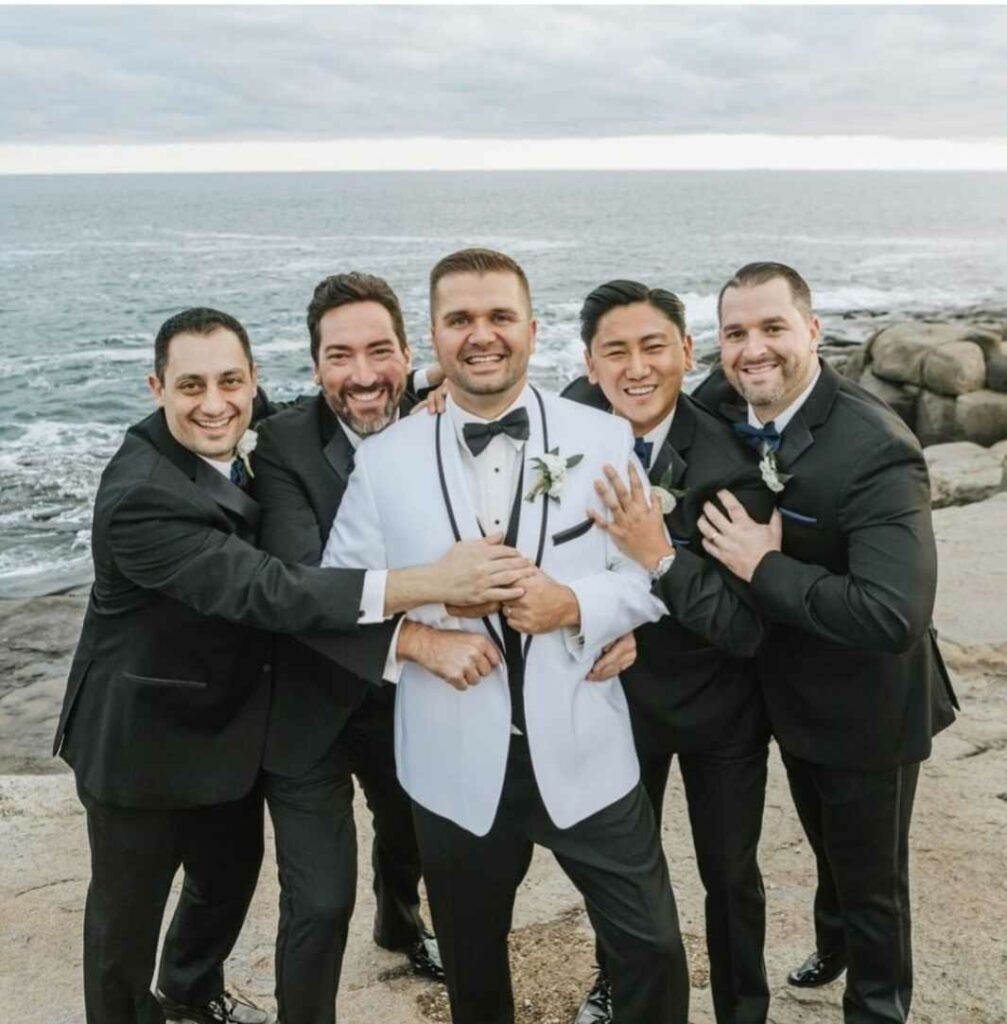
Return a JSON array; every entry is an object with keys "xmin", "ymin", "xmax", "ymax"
[{"xmin": 262, "ymin": 663, "xmax": 272, "ymax": 674}]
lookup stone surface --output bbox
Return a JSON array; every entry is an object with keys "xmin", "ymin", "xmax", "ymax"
[
  {"xmin": 987, "ymin": 350, "xmax": 1007, "ymax": 393},
  {"xmin": 990, "ymin": 439, "xmax": 1007, "ymax": 469},
  {"xmin": 924, "ymin": 442, "xmax": 1005, "ymax": 508},
  {"xmin": 916, "ymin": 390, "xmax": 959, "ymax": 447},
  {"xmin": 956, "ymin": 389, "xmax": 1007, "ymax": 447},
  {"xmin": 871, "ymin": 323, "xmax": 974, "ymax": 386},
  {"xmin": 922, "ymin": 341, "xmax": 987, "ymax": 396},
  {"xmin": 858, "ymin": 369, "xmax": 917, "ymax": 429},
  {"xmin": 840, "ymin": 344, "xmax": 867, "ymax": 382}
]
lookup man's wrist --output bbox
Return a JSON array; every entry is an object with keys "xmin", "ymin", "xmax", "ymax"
[
  {"xmin": 559, "ymin": 585, "xmax": 581, "ymax": 629},
  {"xmin": 396, "ymin": 619, "xmax": 426, "ymax": 661}
]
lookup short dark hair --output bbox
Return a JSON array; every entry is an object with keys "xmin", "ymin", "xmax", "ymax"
[
  {"xmin": 154, "ymin": 307, "xmax": 252, "ymax": 382},
  {"xmin": 306, "ymin": 272, "xmax": 408, "ymax": 364},
  {"xmin": 579, "ymin": 280, "xmax": 687, "ymax": 347},
  {"xmin": 429, "ymin": 248, "xmax": 532, "ymax": 319},
  {"xmin": 717, "ymin": 262, "xmax": 813, "ymax": 322}
]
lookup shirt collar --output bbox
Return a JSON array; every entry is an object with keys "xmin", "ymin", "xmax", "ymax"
[
  {"xmin": 642, "ymin": 403, "xmax": 676, "ymax": 454},
  {"xmin": 199, "ymin": 454, "xmax": 232, "ymax": 477},
  {"xmin": 447, "ymin": 384, "xmax": 532, "ymax": 454},
  {"xmin": 748, "ymin": 365, "xmax": 821, "ymax": 433}
]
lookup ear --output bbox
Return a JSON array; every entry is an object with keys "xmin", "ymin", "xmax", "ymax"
[
  {"xmin": 584, "ymin": 346, "xmax": 598, "ymax": 385},
  {"xmin": 528, "ymin": 318, "xmax": 538, "ymax": 354},
  {"xmin": 249, "ymin": 362, "xmax": 259, "ymax": 389},
  {"xmin": 147, "ymin": 373, "xmax": 165, "ymax": 406},
  {"xmin": 808, "ymin": 314, "xmax": 822, "ymax": 353},
  {"xmin": 682, "ymin": 333, "xmax": 695, "ymax": 372},
  {"xmin": 311, "ymin": 362, "xmax": 321, "ymax": 387},
  {"xmin": 402, "ymin": 343, "xmax": 414, "ymax": 374}
]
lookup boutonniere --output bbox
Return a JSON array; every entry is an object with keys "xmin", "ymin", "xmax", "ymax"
[
  {"xmin": 235, "ymin": 429, "xmax": 258, "ymax": 480},
  {"xmin": 651, "ymin": 468, "xmax": 687, "ymax": 515},
  {"xmin": 525, "ymin": 448, "xmax": 583, "ymax": 502},
  {"xmin": 758, "ymin": 441, "xmax": 792, "ymax": 494}
]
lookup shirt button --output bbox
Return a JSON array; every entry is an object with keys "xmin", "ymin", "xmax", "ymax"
[
  {"xmin": 494, "ymin": 519, "xmax": 501, "ymax": 525},
  {"xmin": 494, "ymin": 467, "xmax": 500, "ymax": 473}
]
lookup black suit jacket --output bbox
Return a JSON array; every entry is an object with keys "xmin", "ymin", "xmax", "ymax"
[
  {"xmin": 252, "ymin": 392, "xmax": 416, "ymax": 777},
  {"xmin": 561, "ymin": 378, "xmax": 773, "ymax": 753},
  {"xmin": 54, "ymin": 409, "xmax": 385, "ymax": 808},
  {"xmin": 693, "ymin": 360, "xmax": 959, "ymax": 768}
]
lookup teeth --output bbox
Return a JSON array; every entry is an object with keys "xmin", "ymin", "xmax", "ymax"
[
  {"xmin": 467, "ymin": 355, "xmax": 503, "ymax": 363},
  {"xmin": 625, "ymin": 386, "xmax": 656, "ymax": 396},
  {"xmin": 196, "ymin": 418, "xmax": 230, "ymax": 428},
  {"xmin": 349, "ymin": 389, "xmax": 382, "ymax": 400}
]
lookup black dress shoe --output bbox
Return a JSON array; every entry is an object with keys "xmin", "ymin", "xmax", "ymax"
[
  {"xmin": 573, "ymin": 971, "xmax": 613, "ymax": 1024},
  {"xmin": 404, "ymin": 933, "xmax": 446, "ymax": 983},
  {"xmin": 787, "ymin": 949, "xmax": 847, "ymax": 988},
  {"xmin": 156, "ymin": 988, "xmax": 273, "ymax": 1024}
]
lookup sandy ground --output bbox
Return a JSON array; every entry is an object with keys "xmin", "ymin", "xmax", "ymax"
[{"xmin": 1, "ymin": 493, "xmax": 1005, "ymax": 1024}]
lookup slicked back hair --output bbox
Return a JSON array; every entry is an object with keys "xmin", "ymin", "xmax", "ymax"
[
  {"xmin": 717, "ymin": 262, "xmax": 814, "ymax": 323},
  {"xmin": 307, "ymin": 272, "xmax": 408, "ymax": 364},
  {"xmin": 580, "ymin": 280, "xmax": 687, "ymax": 347},
  {"xmin": 429, "ymin": 248, "xmax": 532, "ymax": 319},
  {"xmin": 154, "ymin": 307, "xmax": 252, "ymax": 382}
]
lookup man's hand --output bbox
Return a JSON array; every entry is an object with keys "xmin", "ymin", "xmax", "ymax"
[
  {"xmin": 699, "ymin": 489, "xmax": 783, "ymax": 582},
  {"xmin": 410, "ymin": 381, "xmax": 448, "ymax": 416},
  {"xmin": 502, "ymin": 567, "xmax": 580, "ymax": 635},
  {"xmin": 586, "ymin": 631, "xmax": 637, "ymax": 682},
  {"xmin": 588, "ymin": 462, "xmax": 674, "ymax": 572},
  {"xmin": 397, "ymin": 621, "xmax": 501, "ymax": 691},
  {"xmin": 431, "ymin": 535, "xmax": 536, "ymax": 606}
]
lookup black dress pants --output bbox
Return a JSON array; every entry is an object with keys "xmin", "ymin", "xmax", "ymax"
[
  {"xmin": 782, "ymin": 751, "xmax": 919, "ymax": 1024},
  {"xmin": 412, "ymin": 736, "xmax": 689, "ymax": 1024},
  {"xmin": 77, "ymin": 780, "xmax": 264, "ymax": 1024},
  {"xmin": 597, "ymin": 737, "xmax": 770, "ymax": 1024},
  {"xmin": 265, "ymin": 688, "xmax": 424, "ymax": 1024}
]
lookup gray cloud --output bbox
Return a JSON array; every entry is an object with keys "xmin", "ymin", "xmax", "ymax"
[{"xmin": 2, "ymin": 6, "xmax": 1004, "ymax": 143}]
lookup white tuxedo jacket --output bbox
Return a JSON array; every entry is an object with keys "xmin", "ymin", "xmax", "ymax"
[{"xmin": 323, "ymin": 387, "xmax": 666, "ymax": 836}]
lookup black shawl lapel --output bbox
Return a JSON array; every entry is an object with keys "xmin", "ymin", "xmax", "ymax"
[
  {"xmin": 318, "ymin": 400, "xmax": 356, "ymax": 484},
  {"xmin": 650, "ymin": 399, "xmax": 693, "ymax": 488},
  {"xmin": 194, "ymin": 459, "xmax": 261, "ymax": 533},
  {"xmin": 775, "ymin": 360, "xmax": 839, "ymax": 471},
  {"xmin": 132, "ymin": 409, "xmax": 200, "ymax": 481}
]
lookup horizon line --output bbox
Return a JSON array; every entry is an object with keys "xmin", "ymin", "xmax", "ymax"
[{"xmin": 2, "ymin": 134, "xmax": 1006, "ymax": 175}]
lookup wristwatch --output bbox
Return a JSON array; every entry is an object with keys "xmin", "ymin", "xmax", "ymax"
[{"xmin": 649, "ymin": 552, "xmax": 675, "ymax": 581}]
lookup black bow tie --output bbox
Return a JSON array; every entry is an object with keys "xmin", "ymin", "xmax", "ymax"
[
  {"xmin": 732, "ymin": 420, "xmax": 782, "ymax": 453},
  {"xmin": 633, "ymin": 437, "xmax": 654, "ymax": 469},
  {"xmin": 462, "ymin": 407, "xmax": 530, "ymax": 457}
]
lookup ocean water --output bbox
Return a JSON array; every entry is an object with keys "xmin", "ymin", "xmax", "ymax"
[{"xmin": 1, "ymin": 170, "xmax": 1005, "ymax": 596}]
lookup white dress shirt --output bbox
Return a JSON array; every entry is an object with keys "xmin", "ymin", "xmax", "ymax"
[{"xmin": 639, "ymin": 405, "xmax": 676, "ymax": 469}]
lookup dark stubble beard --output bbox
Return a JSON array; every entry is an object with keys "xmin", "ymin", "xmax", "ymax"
[{"xmin": 332, "ymin": 385, "xmax": 400, "ymax": 438}]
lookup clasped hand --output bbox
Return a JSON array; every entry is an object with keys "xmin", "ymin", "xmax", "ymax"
[{"xmin": 698, "ymin": 489, "xmax": 782, "ymax": 582}]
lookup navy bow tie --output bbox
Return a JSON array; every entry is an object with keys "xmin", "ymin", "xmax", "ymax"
[
  {"xmin": 229, "ymin": 458, "xmax": 249, "ymax": 490},
  {"xmin": 732, "ymin": 420, "xmax": 782, "ymax": 453},
  {"xmin": 462, "ymin": 407, "xmax": 530, "ymax": 457},
  {"xmin": 633, "ymin": 437, "xmax": 654, "ymax": 469}
]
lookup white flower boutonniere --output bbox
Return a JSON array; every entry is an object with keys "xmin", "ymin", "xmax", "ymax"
[
  {"xmin": 525, "ymin": 448, "xmax": 583, "ymax": 502},
  {"xmin": 758, "ymin": 441, "xmax": 792, "ymax": 494},
  {"xmin": 235, "ymin": 428, "xmax": 258, "ymax": 480},
  {"xmin": 653, "ymin": 469, "xmax": 688, "ymax": 515}
]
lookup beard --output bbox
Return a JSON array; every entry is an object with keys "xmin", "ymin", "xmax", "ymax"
[{"xmin": 331, "ymin": 381, "xmax": 402, "ymax": 437}]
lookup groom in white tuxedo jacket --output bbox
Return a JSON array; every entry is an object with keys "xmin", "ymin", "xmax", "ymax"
[{"xmin": 323, "ymin": 249, "xmax": 689, "ymax": 1024}]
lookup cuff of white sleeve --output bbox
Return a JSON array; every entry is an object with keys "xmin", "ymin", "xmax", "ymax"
[
  {"xmin": 359, "ymin": 569, "xmax": 391, "ymax": 624},
  {"xmin": 412, "ymin": 367, "xmax": 430, "ymax": 393},
  {"xmin": 562, "ymin": 625, "xmax": 586, "ymax": 658},
  {"xmin": 382, "ymin": 616, "xmax": 406, "ymax": 684}
]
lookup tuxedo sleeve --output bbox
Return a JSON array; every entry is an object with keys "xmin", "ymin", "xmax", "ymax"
[
  {"xmin": 252, "ymin": 423, "xmax": 398, "ymax": 684},
  {"xmin": 749, "ymin": 436, "xmax": 936, "ymax": 652},
  {"xmin": 321, "ymin": 453, "xmax": 389, "ymax": 571},
  {"xmin": 656, "ymin": 473, "xmax": 769, "ymax": 657},
  {"xmin": 107, "ymin": 481, "xmax": 366, "ymax": 633}
]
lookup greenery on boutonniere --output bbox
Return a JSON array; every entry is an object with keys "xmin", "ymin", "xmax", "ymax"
[
  {"xmin": 651, "ymin": 467, "xmax": 687, "ymax": 515},
  {"xmin": 525, "ymin": 448, "xmax": 584, "ymax": 502}
]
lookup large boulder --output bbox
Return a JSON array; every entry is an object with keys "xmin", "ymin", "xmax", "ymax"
[
  {"xmin": 990, "ymin": 439, "xmax": 1007, "ymax": 469},
  {"xmin": 955, "ymin": 390, "xmax": 1007, "ymax": 447},
  {"xmin": 924, "ymin": 442, "xmax": 1005, "ymax": 509},
  {"xmin": 916, "ymin": 390, "xmax": 958, "ymax": 447},
  {"xmin": 986, "ymin": 349, "xmax": 1007, "ymax": 393},
  {"xmin": 922, "ymin": 341, "xmax": 987, "ymax": 396},
  {"xmin": 870, "ymin": 323, "xmax": 1000, "ymax": 387},
  {"xmin": 858, "ymin": 369, "xmax": 917, "ymax": 430}
]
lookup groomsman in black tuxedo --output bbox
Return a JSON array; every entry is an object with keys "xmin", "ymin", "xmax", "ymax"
[
  {"xmin": 252, "ymin": 273, "xmax": 452, "ymax": 1024},
  {"xmin": 692, "ymin": 263, "xmax": 958, "ymax": 1024},
  {"xmin": 566, "ymin": 281, "xmax": 775, "ymax": 1024},
  {"xmin": 54, "ymin": 307, "xmax": 529, "ymax": 1024}
]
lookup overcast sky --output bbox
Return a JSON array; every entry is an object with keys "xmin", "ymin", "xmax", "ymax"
[{"xmin": 2, "ymin": 5, "xmax": 1005, "ymax": 171}]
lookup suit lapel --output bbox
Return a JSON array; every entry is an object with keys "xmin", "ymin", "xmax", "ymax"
[
  {"xmin": 651, "ymin": 399, "xmax": 694, "ymax": 489},
  {"xmin": 515, "ymin": 387, "xmax": 549, "ymax": 569},
  {"xmin": 194, "ymin": 459, "xmax": 261, "ymax": 534},
  {"xmin": 321, "ymin": 416, "xmax": 355, "ymax": 484},
  {"xmin": 775, "ymin": 361, "xmax": 839, "ymax": 471}
]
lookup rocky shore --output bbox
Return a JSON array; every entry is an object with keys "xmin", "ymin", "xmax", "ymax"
[{"xmin": 1, "ymin": 489, "xmax": 1006, "ymax": 1024}]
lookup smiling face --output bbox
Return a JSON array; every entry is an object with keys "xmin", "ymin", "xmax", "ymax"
[
  {"xmin": 585, "ymin": 301, "xmax": 694, "ymax": 437},
  {"xmin": 148, "ymin": 327, "xmax": 258, "ymax": 460},
  {"xmin": 430, "ymin": 270, "xmax": 536, "ymax": 416},
  {"xmin": 718, "ymin": 276, "xmax": 821, "ymax": 422},
  {"xmin": 314, "ymin": 300, "xmax": 412, "ymax": 437}
]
